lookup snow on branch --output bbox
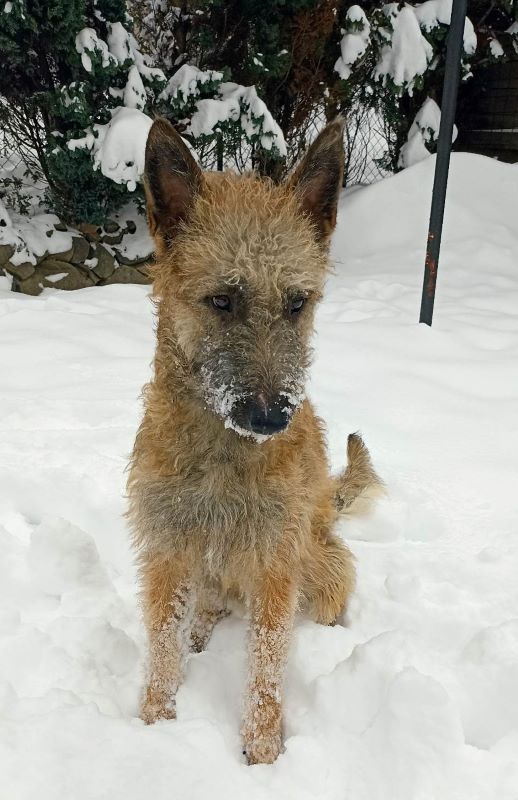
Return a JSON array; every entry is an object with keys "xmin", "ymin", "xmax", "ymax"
[
  {"xmin": 414, "ymin": 0, "xmax": 477, "ymax": 55},
  {"xmin": 398, "ymin": 97, "xmax": 457, "ymax": 168},
  {"xmin": 335, "ymin": 6, "xmax": 371, "ymax": 81},
  {"xmin": 107, "ymin": 21, "xmax": 166, "ymax": 83},
  {"xmin": 75, "ymin": 28, "xmax": 116, "ymax": 73},
  {"xmin": 68, "ymin": 107, "xmax": 152, "ymax": 191},
  {"xmin": 188, "ymin": 82, "xmax": 287, "ymax": 156},
  {"xmin": 159, "ymin": 64, "xmax": 224, "ymax": 103},
  {"xmin": 374, "ymin": 5, "xmax": 433, "ymax": 96}
]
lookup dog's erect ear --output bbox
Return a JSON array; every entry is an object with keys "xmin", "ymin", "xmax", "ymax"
[
  {"xmin": 288, "ymin": 117, "xmax": 345, "ymax": 243},
  {"xmin": 144, "ymin": 118, "xmax": 202, "ymax": 244}
]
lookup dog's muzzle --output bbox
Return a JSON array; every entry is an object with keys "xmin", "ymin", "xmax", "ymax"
[{"xmin": 234, "ymin": 394, "xmax": 292, "ymax": 436}]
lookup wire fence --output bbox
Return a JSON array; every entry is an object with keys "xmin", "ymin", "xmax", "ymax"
[{"xmin": 343, "ymin": 104, "xmax": 392, "ymax": 186}]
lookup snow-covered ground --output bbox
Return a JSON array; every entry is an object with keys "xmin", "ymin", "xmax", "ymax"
[{"xmin": 1, "ymin": 153, "xmax": 517, "ymax": 799}]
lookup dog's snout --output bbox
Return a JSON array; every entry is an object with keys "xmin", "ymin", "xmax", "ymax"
[{"xmin": 248, "ymin": 400, "xmax": 289, "ymax": 436}]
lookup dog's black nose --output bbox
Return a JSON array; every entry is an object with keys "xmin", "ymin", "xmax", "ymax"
[{"xmin": 248, "ymin": 401, "xmax": 289, "ymax": 436}]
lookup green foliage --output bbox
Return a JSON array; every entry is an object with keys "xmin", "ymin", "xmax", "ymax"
[
  {"xmin": 0, "ymin": 0, "xmax": 159, "ymax": 223},
  {"xmin": 2, "ymin": 0, "xmax": 518, "ymax": 225},
  {"xmin": 45, "ymin": 141, "xmax": 132, "ymax": 225}
]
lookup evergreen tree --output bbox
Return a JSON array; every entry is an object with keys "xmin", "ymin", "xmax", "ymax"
[{"xmin": 0, "ymin": 0, "xmax": 165, "ymax": 223}]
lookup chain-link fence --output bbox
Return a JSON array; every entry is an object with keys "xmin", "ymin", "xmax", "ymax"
[{"xmin": 343, "ymin": 103, "xmax": 393, "ymax": 186}]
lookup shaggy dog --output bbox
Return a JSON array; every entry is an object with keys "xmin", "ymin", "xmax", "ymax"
[{"xmin": 127, "ymin": 117, "xmax": 380, "ymax": 764}]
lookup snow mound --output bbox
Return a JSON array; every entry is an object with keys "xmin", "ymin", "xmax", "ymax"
[{"xmin": 1, "ymin": 154, "xmax": 518, "ymax": 797}]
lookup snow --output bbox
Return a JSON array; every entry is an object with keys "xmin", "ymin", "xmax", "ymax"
[
  {"xmin": 335, "ymin": 6, "xmax": 371, "ymax": 81},
  {"xmin": 414, "ymin": 0, "xmax": 477, "ymax": 55},
  {"xmin": 188, "ymin": 82, "xmax": 287, "ymax": 156},
  {"xmin": 398, "ymin": 96, "xmax": 457, "ymax": 168},
  {"xmin": 374, "ymin": 5, "xmax": 433, "ymax": 95},
  {"xmin": 159, "ymin": 64, "xmax": 224, "ymax": 102},
  {"xmin": 489, "ymin": 38, "xmax": 505, "ymax": 59},
  {"xmin": 75, "ymin": 27, "xmax": 116, "ymax": 73},
  {"xmin": 107, "ymin": 21, "xmax": 166, "ymax": 83},
  {"xmin": 68, "ymin": 107, "xmax": 152, "ymax": 192},
  {"xmin": 1, "ymin": 153, "xmax": 518, "ymax": 797},
  {"xmin": 123, "ymin": 65, "xmax": 147, "ymax": 110},
  {"xmin": 0, "ymin": 202, "xmax": 73, "ymax": 266}
]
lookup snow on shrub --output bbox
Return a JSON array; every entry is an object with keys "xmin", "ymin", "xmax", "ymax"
[
  {"xmin": 159, "ymin": 64, "xmax": 224, "ymax": 104},
  {"xmin": 187, "ymin": 82, "xmax": 287, "ymax": 157},
  {"xmin": 75, "ymin": 28, "xmax": 115, "ymax": 73},
  {"xmin": 158, "ymin": 64, "xmax": 287, "ymax": 166},
  {"xmin": 398, "ymin": 97, "xmax": 457, "ymax": 168},
  {"xmin": 373, "ymin": 5, "xmax": 434, "ymax": 96},
  {"xmin": 414, "ymin": 0, "xmax": 477, "ymax": 55},
  {"xmin": 68, "ymin": 107, "xmax": 152, "ymax": 192},
  {"xmin": 335, "ymin": 6, "xmax": 371, "ymax": 81}
]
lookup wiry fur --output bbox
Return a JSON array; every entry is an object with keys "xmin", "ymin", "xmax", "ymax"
[{"xmin": 127, "ymin": 118, "xmax": 381, "ymax": 764}]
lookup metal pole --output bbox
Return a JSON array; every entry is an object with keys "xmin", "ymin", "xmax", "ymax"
[{"xmin": 419, "ymin": 0, "xmax": 467, "ymax": 326}]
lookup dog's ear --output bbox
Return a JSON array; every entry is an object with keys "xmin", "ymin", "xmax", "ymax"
[
  {"xmin": 144, "ymin": 118, "xmax": 202, "ymax": 245},
  {"xmin": 288, "ymin": 117, "xmax": 345, "ymax": 243}
]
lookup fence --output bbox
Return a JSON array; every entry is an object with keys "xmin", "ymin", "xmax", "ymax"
[
  {"xmin": 344, "ymin": 54, "xmax": 518, "ymax": 190},
  {"xmin": 457, "ymin": 55, "xmax": 518, "ymax": 162}
]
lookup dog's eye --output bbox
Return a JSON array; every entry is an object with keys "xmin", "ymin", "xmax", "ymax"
[
  {"xmin": 290, "ymin": 296, "xmax": 306, "ymax": 314},
  {"xmin": 211, "ymin": 295, "xmax": 232, "ymax": 312}
]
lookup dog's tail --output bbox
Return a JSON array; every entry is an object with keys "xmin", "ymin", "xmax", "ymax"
[{"xmin": 334, "ymin": 432, "xmax": 383, "ymax": 515}]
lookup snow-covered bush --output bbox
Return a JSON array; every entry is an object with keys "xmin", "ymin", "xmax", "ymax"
[
  {"xmin": 1, "ymin": 0, "xmax": 518, "ymax": 224},
  {"xmin": 0, "ymin": 0, "xmax": 168, "ymax": 223},
  {"xmin": 156, "ymin": 64, "xmax": 286, "ymax": 172},
  {"xmin": 333, "ymin": 0, "xmax": 518, "ymax": 173},
  {"xmin": 398, "ymin": 97, "xmax": 458, "ymax": 168},
  {"xmin": 0, "ymin": 0, "xmax": 286, "ymax": 223}
]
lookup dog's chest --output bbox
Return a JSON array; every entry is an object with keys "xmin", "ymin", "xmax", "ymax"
[{"xmin": 141, "ymin": 457, "xmax": 287, "ymax": 568}]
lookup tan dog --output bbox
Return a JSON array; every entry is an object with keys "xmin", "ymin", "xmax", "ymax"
[{"xmin": 127, "ymin": 117, "xmax": 380, "ymax": 764}]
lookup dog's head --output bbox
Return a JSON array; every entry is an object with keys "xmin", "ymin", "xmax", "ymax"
[{"xmin": 145, "ymin": 118, "xmax": 344, "ymax": 440}]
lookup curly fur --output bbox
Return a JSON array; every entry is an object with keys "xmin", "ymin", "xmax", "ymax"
[{"xmin": 127, "ymin": 118, "xmax": 381, "ymax": 764}]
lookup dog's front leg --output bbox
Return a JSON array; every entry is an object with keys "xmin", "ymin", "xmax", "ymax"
[
  {"xmin": 242, "ymin": 569, "xmax": 297, "ymax": 765},
  {"xmin": 139, "ymin": 551, "xmax": 196, "ymax": 724}
]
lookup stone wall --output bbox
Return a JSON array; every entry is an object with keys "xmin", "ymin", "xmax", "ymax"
[{"xmin": 0, "ymin": 217, "xmax": 153, "ymax": 295}]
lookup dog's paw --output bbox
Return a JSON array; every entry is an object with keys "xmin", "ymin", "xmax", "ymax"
[
  {"xmin": 140, "ymin": 690, "xmax": 176, "ymax": 725},
  {"xmin": 243, "ymin": 731, "xmax": 283, "ymax": 765}
]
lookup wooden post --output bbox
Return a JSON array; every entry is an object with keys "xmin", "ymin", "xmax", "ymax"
[{"xmin": 419, "ymin": 0, "xmax": 467, "ymax": 326}]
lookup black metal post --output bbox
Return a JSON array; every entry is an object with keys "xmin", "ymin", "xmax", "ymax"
[{"xmin": 419, "ymin": 0, "xmax": 467, "ymax": 326}]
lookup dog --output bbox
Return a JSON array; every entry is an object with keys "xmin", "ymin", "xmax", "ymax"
[{"xmin": 127, "ymin": 116, "xmax": 381, "ymax": 764}]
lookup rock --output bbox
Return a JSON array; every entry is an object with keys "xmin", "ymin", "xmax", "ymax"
[
  {"xmin": 5, "ymin": 261, "xmax": 36, "ymax": 280},
  {"xmin": 104, "ymin": 219, "xmax": 119, "ymax": 234},
  {"xmin": 50, "ymin": 245, "xmax": 74, "ymax": 263},
  {"xmin": 16, "ymin": 261, "xmax": 96, "ymax": 295},
  {"xmin": 0, "ymin": 244, "xmax": 15, "ymax": 266},
  {"xmin": 45, "ymin": 228, "xmax": 54, "ymax": 238},
  {"xmin": 78, "ymin": 222, "xmax": 101, "ymax": 242},
  {"xmin": 136, "ymin": 263, "xmax": 152, "ymax": 278},
  {"xmin": 36, "ymin": 250, "xmax": 49, "ymax": 265},
  {"xmin": 100, "ymin": 265, "xmax": 152, "ymax": 285},
  {"xmin": 70, "ymin": 236, "xmax": 90, "ymax": 265},
  {"xmin": 12, "ymin": 276, "xmax": 41, "ymax": 296},
  {"xmin": 75, "ymin": 264, "xmax": 100, "ymax": 284},
  {"xmin": 113, "ymin": 248, "xmax": 153, "ymax": 266},
  {"xmin": 54, "ymin": 221, "xmax": 68, "ymax": 232},
  {"xmin": 101, "ymin": 230, "xmax": 123, "ymax": 246},
  {"xmin": 125, "ymin": 220, "xmax": 137, "ymax": 234},
  {"xmin": 92, "ymin": 244, "xmax": 116, "ymax": 279}
]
